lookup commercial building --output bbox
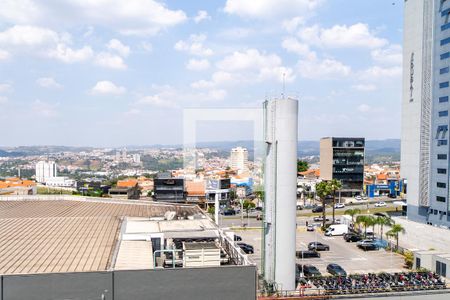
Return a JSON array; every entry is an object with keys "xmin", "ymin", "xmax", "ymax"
[
  {"xmin": 320, "ymin": 137, "xmax": 365, "ymax": 196},
  {"xmin": 154, "ymin": 173, "xmax": 185, "ymax": 203},
  {"xmin": 230, "ymin": 147, "xmax": 249, "ymax": 174},
  {"xmin": 0, "ymin": 178, "xmax": 37, "ymax": 195},
  {"xmin": 35, "ymin": 161, "xmax": 57, "ymax": 183},
  {"xmin": 109, "ymin": 179, "xmax": 141, "ymax": 200},
  {"xmin": 402, "ymin": 0, "xmax": 450, "ymax": 227}
]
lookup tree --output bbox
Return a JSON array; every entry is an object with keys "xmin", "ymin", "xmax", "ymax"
[
  {"xmin": 355, "ymin": 215, "xmax": 371, "ymax": 238},
  {"xmin": 297, "ymin": 160, "xmax": 309, "ymax": 173},
  {"xmin": 386, "ymin": 223, "xmax": 405, "ymax": 250},
  {"xmin": 243, "ymin": 200, "xmax": 256, "ymax": 218},
  {"xmin": 315, "ymin": 181, "xmax": 331, "ymax": 228},
  {"xmin": 344, "ymin": 208, "xmax": 361, "ymax": 224},
  {"xmin": 329, "ymin": 179, "xmax": 342, "ymax": 224},
  {"xmin": 375, "ymin": 216, "xmax": 393, "ymax": 241}
]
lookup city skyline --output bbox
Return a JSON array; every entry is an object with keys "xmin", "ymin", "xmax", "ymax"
[{"xmin": 0, "ymin": 0, "xmax": 403, "ymax": 146}]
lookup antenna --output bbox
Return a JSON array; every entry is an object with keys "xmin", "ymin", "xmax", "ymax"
[{"xmin": 282, "ymin": 73, "xmax": 286, "ymax": 99}]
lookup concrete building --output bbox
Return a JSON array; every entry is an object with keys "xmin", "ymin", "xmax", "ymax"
[
  {"xmin": 320, "ymin": 137, "xmax": 365, "ymax": 196},
  {"xmin": 35, "ymin": 161, "xmax": 57, "ymax": 183},
  {"xmin": 263, "ymin": 98, "xmax": 298, "ymax": 291},
  {"xmin": 154, "ymin": 174, "xmax": 185, "ymax": 203},
  {"xmin": 230, "ymin": 147, "xmax": 248, "ymax": 174},
  {"xmin": 0, "ymin": 178, "xmax": 37, "ymax": 195},
  {"xmin": 402, "ymin": 0, "xmax": 450, "ymax": 227},
  {"xmin": 45, "ymin": 176, "xmax": 76, "ymax": 188}
]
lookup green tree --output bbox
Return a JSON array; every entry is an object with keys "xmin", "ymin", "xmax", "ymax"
[
  {"xmin": 344, "ymin": 208, "xmax": 361, "ymax": 223},
  {"xmin": 316, "ymin": 181, "xmax": 331, "ymax": 228},
  {"xmin": 329, "ymin": 179, "xmax": 342, "ymax": 224},
  {"xmin": 243, "ymin": 200, "xmax": 256, "ymax": 218},
  {"xmin": 297, "ymin": 160, "xmax": 309, "ymax": 173},
  {"xmin": 375, "ymin": 216, "xmax": 393, "ymax": 241},
  {"xmin": 355, "ymin": 215, "xmax": 371, "ymax": 238},
  {"xmin": 386, "ymin": 223, "xmax": 406, "ymax": 250}
]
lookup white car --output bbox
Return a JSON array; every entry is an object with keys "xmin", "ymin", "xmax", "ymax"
[
  {"xmin": 374, "ymin": 201, "xmax": 387, "ymax": 207},
  {"xmin": 334, "ymin": 203, "xmax": 345, "ymax": 209},
  {"xmin": 354, "ymin": 195, "xmax": 362, "ymax": 201}
]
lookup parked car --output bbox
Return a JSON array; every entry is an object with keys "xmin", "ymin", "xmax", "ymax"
[
  {"xmin": 357, "ymin": 240, "xmax": 379, "ymax": 251},
  {"xmin": 312, "ymin": 206, "xmax": 324, "ymax": 213},
  {"xmin": 343, "ymin": 233, "xmax": 363, "ymax": 242},
  {"xmin": 327, "ymin": 263, "xmax": 347, "ymax": 276},
  {"xmin": 388, "ymin": 193, "xmax": 397, "ymax": 199},
  {"xmin": 296, "ymin": 250, "xmax": 320, "ymax": 259},
  {"xmin": 306, "ymin": 224, "xmax": 315, "ymax": 232},
  {"xmin": 361, "ymin": 195, "xmax": 368, "ymax": 200},
  {"xmin": 334, "ymin": 203, "xmax": 345, "ymax": 209},
  {"xmin": 234, "ymin": 235, "xmax": 242, "ymax": 241},
  {"xmin": 256, "ymin": 214, "xmax": 263, "ymax": 220},
  {"xmin": 308, "ymin": 242, "xmax": 330, "ymax": 251},
  {"xmin": 325, "ymin": 224, "xmax": 348, "ymax": 236},
  {"xmin": 222, "ymin": 209, "xmax": 236, "ymax": 216},
  {"xmin": 301, "ymin": 264, "xmax": 322, "ymax": 277},
  {"xmin": 237, "ymin": 242, "xmax": 254, "ymax": 254},
  {"xmin": 313, "ymin": 216, "xmax": 329, "ymax": 222},
  {"xmin": 297, "ymin": 205, "xmax": 304, "ymax": 210},
  {"xmin": 375, "ymin": 201, "xmax": 387, "ymax": 207},
  {"xmin": 354, "ymin": 195, "xmax": 362, "ymax": 201}
]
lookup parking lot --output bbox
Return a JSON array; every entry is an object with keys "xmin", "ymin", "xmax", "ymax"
[{"xmin": 232, "ymin": 225, "xmax": 406, "ymax": 276}]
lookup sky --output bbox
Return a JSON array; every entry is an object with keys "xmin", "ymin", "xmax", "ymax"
[{"xmin": 0, "ymin": 0, "xmax": 403, "ymax": 147}]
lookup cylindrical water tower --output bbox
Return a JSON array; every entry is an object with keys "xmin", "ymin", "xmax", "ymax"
[{"xmin": 263, "ymin": 97, "xmax": 298, "ymax": 291}]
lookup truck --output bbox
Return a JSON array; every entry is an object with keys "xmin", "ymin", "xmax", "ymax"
[{"xmin": 324, "ymin": 224, "xmax": 348, "ymax": 236}]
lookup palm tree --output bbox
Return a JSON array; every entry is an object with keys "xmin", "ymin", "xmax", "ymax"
[
  {"xmin": 316, "ymin": 181, "xmax": 331, "ymax": 228},
  {"xmin": 376, "ymin": 216, "xmax": 393, "ymax": 241},
  {"xmin": 386, "ymin": 223, "xmax": 405, "ymax": 250},
  {"xmin": 344, "ymin": 208, "xmax": 361, "ymax": 224},
  {"xmin": 329, "ymin": 179, "xmax": 342, "ymax": 224},
  {"xmin": 356, "ymin": 215, "xmax": 370, "ymax": 238}
]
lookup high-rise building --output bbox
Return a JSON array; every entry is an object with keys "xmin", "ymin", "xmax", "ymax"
[
  {"xmin": 320, "ymin": 137, "xmax": 365, "ymax": 197},
  {"xmin": 230, "ymin": 147, "xmax": 248, "ymax": 173},
  {"xmin": 402, "ymin": 0, "xmax": 450, "ymax": 227},
  {"xmin": 35, "ymin": 161, "xmax": 57, "ymax": 183},
  {"xmin": 263, "ymin": 98, "xmax": 298, "ymax": 291}
]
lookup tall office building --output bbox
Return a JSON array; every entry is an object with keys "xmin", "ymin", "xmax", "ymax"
[
  {"xmin": 402, "ymin": 0, "xmax": 450, "ymax": 227},
  {"xmin": 35, "ymin": 161, "xmax": 57, "ymax": 183},
  {"xmin": 230, "ymin": 147, "xmax": 249, "ymax": 173},
  {"xmin": 263, "ymin": 98, "xmax": 298, "ymax": 291},
  {"xmin": 320, "ymin": 137, "xmax": 365, "ymax": 197}
]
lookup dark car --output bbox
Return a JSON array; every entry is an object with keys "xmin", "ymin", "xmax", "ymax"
[
  {"xmin": 327, "ymin": 263, "xmax": 347, "ymax": 276},
  {"xmin": 308, "ymin": 242, "xmax": 330, "ymax": 251},
  {"xmin": 296, "ymin": 250, "xmax": 321, "ymax": 259},
  {"xmin": 234, "ymin": 235, "xmax": 242, "ymax": 241},
  {"xmin": 312, "ymin": 206, "xmax": 324, "ymax": 213},
  {"xmin": 343, "ymin": 233, "xmax": 362, "ymax": 243},
  {"xmin": 301, "ymin": 264, "xmax": 322, "ymax": 277},
  {"xmin": 296, "ymin": 205, "xmax": 303, "ymax": 210},
  {"xmin": 222, "ymin": 209, "xmax": 236, "ymax": 216},
  {"xmin": 237, "ymin": 242, "xmax": 254, "ymax": 254},
  {"xmin": 357, "ymin": 240, "xmax": 379, "ymax": 251}
]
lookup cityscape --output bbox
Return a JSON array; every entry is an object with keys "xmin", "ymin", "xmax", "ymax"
[{"xmin": 0, "ymin": 1, "xmax": 450, "ymax": 300}]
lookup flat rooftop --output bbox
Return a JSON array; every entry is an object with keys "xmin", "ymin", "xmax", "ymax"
[{"xmin": 0, "ymin": 197, "xmax": 202, "ymax": 275}]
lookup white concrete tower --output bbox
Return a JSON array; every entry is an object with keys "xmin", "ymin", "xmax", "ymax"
[{"xmin": 263, "ymin": 97, "xmax": 298, "ymax": 291}]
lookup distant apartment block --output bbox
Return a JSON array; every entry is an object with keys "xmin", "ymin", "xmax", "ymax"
[
  {"xmin": 35, "ymin": 161, "xmax": 57, "ymax": 183},
  {"xmin": 320, "ymin": 137, "xmax": 365, "ymax": 196},
  {"xmin": 230, "ymin": 147, "xmax": 248, "ymax": 174},
  {"xmin": 154, "ymin": 173, "xmax": 185, "ymax": 203}
]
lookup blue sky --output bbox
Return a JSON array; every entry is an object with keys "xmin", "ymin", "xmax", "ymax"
[{"xmin": 0, "ymin": 0, "xmax": 403, "ymax": 147}]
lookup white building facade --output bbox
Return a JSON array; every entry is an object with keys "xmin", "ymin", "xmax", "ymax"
[
  {"xmin": 402, "ymin": 0, "xmax": 450, "ymax": 227},
  {"xmin": 230, "ymin": 147, "xmax": 248, "ymax": 174},
  {"xmin": 35, "ymin": 161, "xmax": 57, "ymax": 183}
]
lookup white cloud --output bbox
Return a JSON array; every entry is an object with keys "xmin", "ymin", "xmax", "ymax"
[
  {"xmin": 0, "ymin": 0, "xmax": 41, "ymax": 24},
  {"xmin": 217, "ymin": 49, "xmax": 280, "ymax": 72},
  {"xmin": 0, "ymin": 49, "xmax": 10, "ymax": 60},
  {"xmin": 107, "ymin": 39, "xmax": 130, "ymax": 57},
  {"xmin": 371, "ymin": 44, "xmax": 402, "ymax": 65},
  {"xmin": 194, "ymin": 10, "xmax": 211, "ymax": 23},
  {"xmin": 0, "ymin": 83, "xmax": 12, "ymax": 93},
  {"xmin": 297, "ymin": 58, "xmax": 351, "ymax": 79},
  {"xmin": 0, "ymin": 25, "xmax": 60, "ymax": 47},
  {"xmin": 140, "ymin": 42, "xmax": 153, "ymax": 52},
  {"xmin": 282, "ymin": 17, "xmax": 305, "ymax": 33},
  {"xmin": 37, "ymin": 77, "xmax": 63, "ymax": 89},
  {"xmin": 357, "ymin": 104, "xmax": 371, "ymax": 113},
  {"xmin": 174, "ymin": 34, "xmax": 213, "ymax": 56},
  {"xmin": 94, "ymin": 52, "xmax": 127, "ymax": 70},
  {"xmin": 298, "ymin": 23, "xmax": 388, "ymax": 49},
  {"xmin": 191, "ymin": 71, "xmax": 236, "ymax": 89},
  {"xmin": 0, "ymin": 96, "xmax": 7, "ymax": 104},
  {"xmin": 352, "ymin": 84, "xmax": 377, "ymax": 92},
  {"xmin": 31, "ymin": 100, "xmax": 58, "ymax": 118},
  {"xmin": 281, "ymin": 37, "xmax": 316, "ymax": 59},
  {"xmin": 48, "ymin": 43, "xmax": 93, "ymax": 63},
  {"xmin": 186, "ymin": 58, "xmax": 210, "ymax": 71},
  {"xmin": 224, "ymin": 0, "xmax": 323, "ymax": 19},
  {"xmin": 138, "ymin": 95, "xmax": 180, "ymax": 109},
  {"xmin": 362, "ymin": 66, "xmax": 402, "ymax": 80},
  {"xmin": 90, "ymin": 81, "xmax": 126, "ymax": 95}
]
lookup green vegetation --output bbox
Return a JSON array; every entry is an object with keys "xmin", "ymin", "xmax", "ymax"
[
  {"xmin": 297, "ymin": 160, "xmax": 309, "ymax": 173},
  {"xmin": 404, "ymin": 250, "xmax": 414, "ymax": 269},
  {"xmin": 37, "ymin": 187, "xmax": 73, "ymax": 195},
  {"xmin": 142, "ymin": 155, "xmax": 183, "ymax": 171},
  {"xmin": 329, "ymin": 179, "xmax": 342, "ymax": 223},
  {"xmin": 243, "ymin": 199, "xmax": 256, "ymax": 218},
  {"xmin": 344, "ymin": 208, "xmax": 361, "ymax": 223},
  {"xmin": 386, "ymin": 223, "xmax": 406, "ymax": 250},
  {"xmin": 316, "ymin": 181, "xmax": 331, "ymax": 228}
]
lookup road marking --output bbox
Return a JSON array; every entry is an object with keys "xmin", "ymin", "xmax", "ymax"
[{"xmin": 351, "ymin": 257, "xmax": 368, "ymax": 261}]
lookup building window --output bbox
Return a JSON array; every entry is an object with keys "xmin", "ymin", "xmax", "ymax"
[
  {"xmin": 437, "ymin": 125, "xmax": 449, "ymax": 139},
  {"xmin": 436, "ymin": 261, "xmax": 447, "ymax": 277},
  {"xmin": 437, "ymin": 182, "xmax": 447, "ymax": 188},
  {"xmin": 440, "ymin": 82, "xmax": 450, "ymax": 88},
  {"xmin": 438, "ymin": 140, "xmax": 448, "ymax": 146},
  {"xmin": 441, "ymin": 52, "xmax": 450, "ymax": 60},
  {"xmin": 438, "ymin": 154, "xmax": 448, "ymax": 160},
  {"xmin": 416, "ymin": 257, "xmax": 421, "ymax": 269},
  {"xmin": 443, "ymin": 23, "xmax": 450, "ymax": 31},
  {"xmin": 438, "ymin": 168, "xmax": 447, "ymax": 174},
  {"xmin": 441, "ymin": 67, "xmax": 450, "ymax": 74},
  {"xmin": 439, "ymin": 96, "xmax": 449, "ymax": 102},
  {"xmin": 437, "ymin": 196, "xmax": 446, "ymax": 202},
  {"xmin": 439, "ymin": 110, "xmax": 449, "ymax": 117},
  {"xmin": 441, "ymin": 37, "xmax": 450, "ymax": 46}
]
